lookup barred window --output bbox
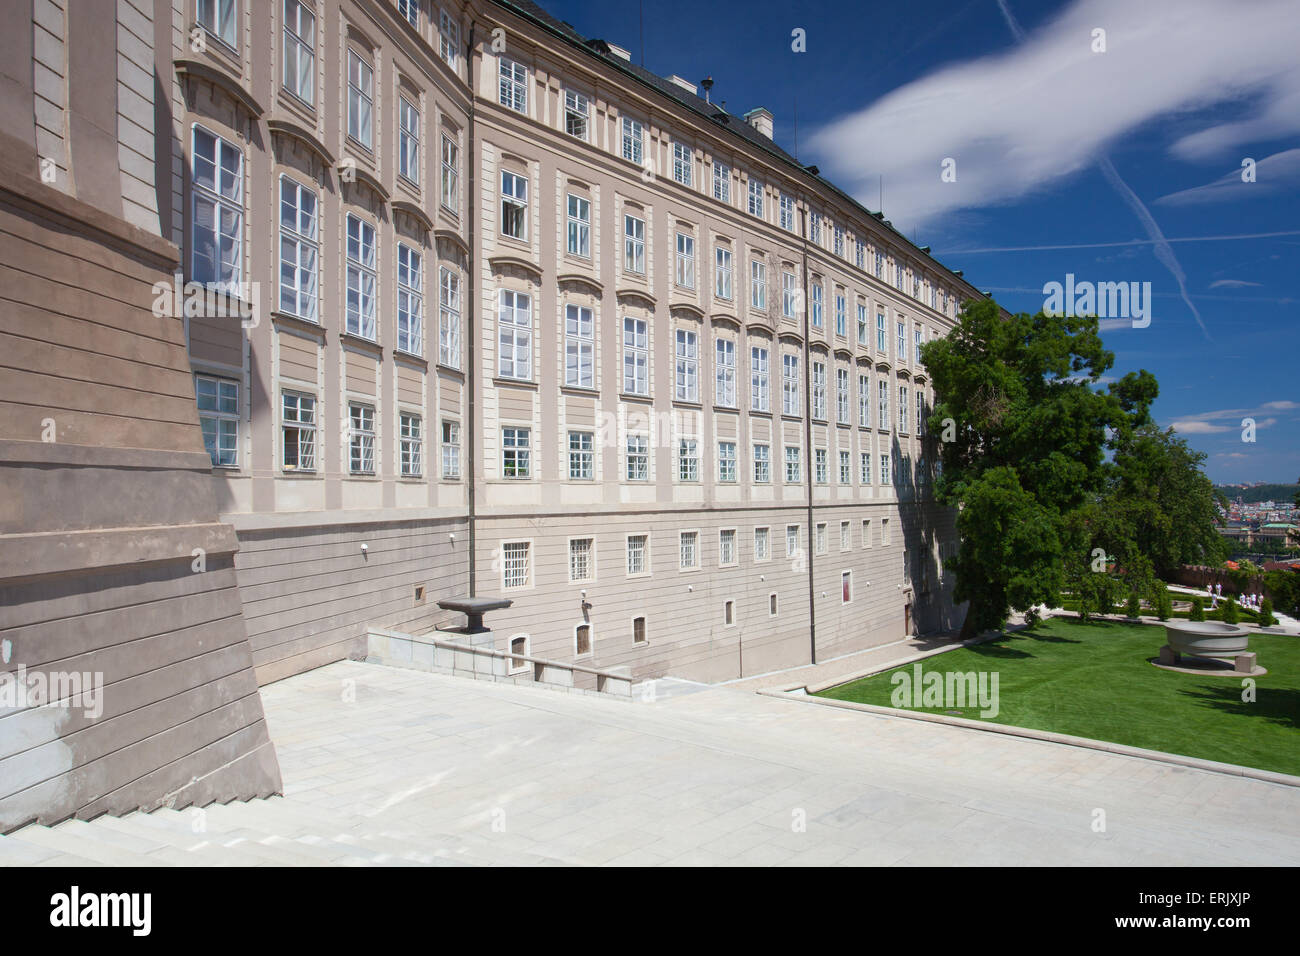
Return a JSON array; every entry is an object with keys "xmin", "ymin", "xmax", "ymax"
[
  {"xmin": 399, "ymin": 412, "xmax": 422, "ymax": 477},
  {"xmin": 569, "ymin": 537, "xmax": 594, "ymax": 582},
  {"xmin": 348, "ymin": 402, "xmax": 375, "ymax": 474},
  {"xmin": 502, "ymin": 541, "xmax": 530, "ymax": 589}
]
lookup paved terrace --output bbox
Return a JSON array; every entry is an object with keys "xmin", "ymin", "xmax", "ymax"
[{"xmin": 4, "ymin": 659, "xmax": 1298, "ymax": 865}]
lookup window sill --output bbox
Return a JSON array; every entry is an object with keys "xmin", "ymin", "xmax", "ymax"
[
  {"xmin": 494, "ymin": 376, "xmax": 537, "ymax": 389},
  {"xmin": 619, "ymin": 392, "xmax": 653, "ymax": 404},
  {"xmin": 560, "ymin": 384, "xmax": 599, "ymax": 397}
]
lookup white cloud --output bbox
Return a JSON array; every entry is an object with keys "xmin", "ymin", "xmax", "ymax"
[
  {"xmin": 1155, "ymin": 150, "xmax": 1300, "ymax": 207},
  {"xmin": 808, "ymin": 0, "xmax": 1300, "ymax": 229},
  {"xmin": 1208, "ymin": 279, "xmax": 1263, "ymax": 288},
  {"xmin": 1171, "ymin": 420, "xmax": 1232, "ymax": 434}
]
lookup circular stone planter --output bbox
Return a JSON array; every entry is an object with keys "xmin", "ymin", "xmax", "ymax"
[{"xmin": 1163, "ymin": 620, "xmax": 1250, "ymax": 662}]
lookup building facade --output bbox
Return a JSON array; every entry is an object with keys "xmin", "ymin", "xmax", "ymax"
[{"xmin": 156, "ymin": 0, "xmax": 977, "ymax": 685}]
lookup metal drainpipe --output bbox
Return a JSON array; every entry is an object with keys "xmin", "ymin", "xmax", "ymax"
[
  {"xmin": 465, "ymin": 19, "xmax": 478, "ymax": 597},
  {"xmin": 800, "ymin": 203, "xmax": 816, "ymax": 666}
]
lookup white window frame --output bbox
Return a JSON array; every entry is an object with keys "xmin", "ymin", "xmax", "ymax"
[
  {"xmin": 715, "ymin": 338, "xmax": 736, "ymax": 407},
  {"xmin": 347, "ymin": 49, "xmax": 373, "ymax": 150},
  {"xmin": 502, "ymin": 426, "xmax": 532, "ymax": 479},
  {"xmin": 674, "ymin": 329, "xmax": 698, "ymax": 403},
  {"xmin": 348, "ymin": 401, "xmax": 375, "ymax": 475},
  {"xmin": 497, "ymin": 289, "xmax": 533, "ymax": 380},
  {"xmin": 278, "ymin": 174, "xmax": 317, "ymax": 321},
  {"xmin": 196, "ymin": 374, "xmax": 239, "ymax": 467},
  {"xmin": 672, "ymin": 141, "xmax": 693, "ymax": 187},
  {"xmin": 564, "ymin": 88, "xmax": 589, "ymax": 140},
  {"xmin": 782, "ymin": 354, "xmax": 800, "ymax": 416},
  {"xmin": 282, "ymin": 0, "xmax": 315, "ymax": 105},
  {"xmin": 190, "ymin": 125, "xmax": 244, "ymax": 295},
  {"xmin": 675, "ymin": 232, "xmax": 695, "ymax": 289},
  {"xmin": 438, "ymin": 266, "xmax": 460, "ymax": 367},
  {"xmin": 396, "ymin": 242, "xmax": 423, "ymax": 355},
  {"xmin": 501, "ymin": 540, "xmax": 532, "ymax": 590},
  {"xmin": 498, "ymin": 55, "xmax": 528, "ymax": 113},
  {"xmin": 500, "ymin": 169, "xmax": 528, "ymax": 240},
  {"xmin": 564, "ymin": 304, "xmax": 594, "ymax": 388},
  {"xmin": 750, "ymin": 346, "xmax": 770, "ymax": 412},
  {"xmin": 399, "ymin": 411, "xmax": 422, "ymax": 477},
  {"xmin": 345, "ymin": 213, "xmax": 377, "ymax": 340},
  {"xmin": 624, "ymin": 214, "xmax": 645, "ymax": 275},
  {"xmin": 713, "ymin": 162, "xmax": 730, "ymax": 203},
  {"xmin": 621, "ymin": 116, "xmax": 644, "ymax": 165},
  {"xmin": 622, "ymin": 317, "xmax": 649, "ymax": 395},
  {"xmin": 398, "ymin": 96, "xmax": 420, "ymax": 184},
  {"xmin": 753, "ymin": 443, "xmax": 771, "ymax": 483},
  {"xmin": 715, "ymin": 245, "xmax": 732, "ymax": 300},
  {"xmin": 441, "ymin": 419, "xmax": 461, "ymax": 478}
]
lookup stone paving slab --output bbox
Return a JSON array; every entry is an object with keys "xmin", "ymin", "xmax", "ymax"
[{"xmin": 250, "ymin": 660, "xmax": 1300, "ymax": 866}]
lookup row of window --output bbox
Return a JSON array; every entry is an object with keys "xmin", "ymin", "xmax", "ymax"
[
  {"xmin": 197, "ymin": 373, "xmax": 462, "ymax": 477},
  {"xmin": 492, "ymin": 48, "xmax": 963, "ymax": 319},
  {"xmin": 497, "ymin": 424, "xmax": 929, "ymax": 489},
  {"xmin": 502, "ymin": 519, "xmax": 897, "ymax": 592},
  {"xmin": 501, "ymin": 176, "xmax": 938, "ymax": 358}
]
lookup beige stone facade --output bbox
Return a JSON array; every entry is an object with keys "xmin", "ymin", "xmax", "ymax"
[{"xmin": 154, "ymin": 0, "xmax": 975, "ymax": 684}]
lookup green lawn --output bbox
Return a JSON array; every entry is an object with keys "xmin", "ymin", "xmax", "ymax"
[{"xmin": 817, "ymin": 617, "xmax": 1300, "ymax": 776}]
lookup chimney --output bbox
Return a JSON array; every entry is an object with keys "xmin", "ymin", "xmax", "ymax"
[
  {"xmin": 669, "ymin": 75, "xmax": 697, "ymax": 95},
  {"xmin": 744, "ymin": 107, "xmax": 773, "ymax": 139},
  {"xmin": 605, "ymin": 42, "xmax": 631, "ymax": 61}
]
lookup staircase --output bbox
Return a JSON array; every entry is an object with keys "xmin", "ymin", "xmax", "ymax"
[{"xmin": 0, "ymin": 797, "xmax": 568, "ymax": 867}]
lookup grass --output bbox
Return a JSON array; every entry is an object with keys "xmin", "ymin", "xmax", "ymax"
[{"xmin": 816, "ymin": 617, "xmax": 1300, "ymax": 777}]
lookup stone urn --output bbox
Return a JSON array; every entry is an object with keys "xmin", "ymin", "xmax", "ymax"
[{"xmin": 1161, "ymin": 620, "xmax": 1250, "ymax": 665}]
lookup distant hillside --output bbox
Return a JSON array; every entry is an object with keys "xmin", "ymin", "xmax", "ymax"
[{"xmin": 1214, "ymin": 483, "xmax": 1299, "ymax": 504}]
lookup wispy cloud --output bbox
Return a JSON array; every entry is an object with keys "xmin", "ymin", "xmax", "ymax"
[
  {"xmin": 1208, "ymin": 279, "xmax": 1263, "ymax": 289},
  {"xmin": 1155, "ymin": 149, "xmax": 1300, "ymax": 206},
  {"xmin": 809, "ymin": 0, "xmax": 1300, "ymax": 227}
]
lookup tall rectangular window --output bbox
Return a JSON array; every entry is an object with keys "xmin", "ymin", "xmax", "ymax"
[
  {"xmin": 786, "ymin": 524, "xmax": 800, "ymax": 558},
  {"xmin": 626, "ymin": 434, "xmax": 648, "ymax": 480},
  {"xmin": 438, "ymin": 9, "xmax": 460, "ymax": 67},
  {"xmin": 278, "ymin": 175, "xmax": 317, "ymax": 320},
  {"xmin": 915, "ymin": 327, "xmax": 924, "ymax": 362},
  {"xmin": 834, "ymin": 226, "xmax": 845, "ymax": 258},
  {"xmin": 677, "ymin": 438, "xmax": 699, "ymax": 482},
  {"xmin": 836, "ymin": 293, "xmax": 847, "ymax": 337},
  {"xmin": 815, "ymin": 449, "xmax": 828, "ymax": 484},
  {"xmin": 782, "ymin": 354, "xmax": 800, "ymax": 416},
  {"xmin": 347, "ymin": 50, "xmax": 373, "ymax": 149},
  {"xmin": 564, "ymin": 304, "xmax": 594, "ymax": 388},
  {"xmin": 719, "ymin": 529, "xmax": 737, "ymax": 566},
  {"xmin": 566, "ymin": 194, "xmax": 590, "ymax": 257},
  {"xmin": 398, "ymin": 96, "xmax": 420, "ymax": 183},
  {"xmin": 197, "ymin": 0, "xmax": 236, "ymax": 48},
  {"xmin": 715, "ymin": 338, "xmax": 736, "ymax": 407},
  {"xmin": 750, "ymin": 346, "xmax": 770, "ymax": 412},
  {"xmin": 397, "ymin": 0, "xmax": 418, "ymax": 27},
  {"xmin": 779, "ymin": 192, "xmax": 795, "ymax": 231},
  {"xmin": 810, "ymin": 215, "xmax": 821, "ymax": 246},
  {"xmin": 753, "ymin": 443, "xmax": 771, "ymax": 483},
  {"xmin": 679, "ymin": 531, "xmax": 699, "ymax": 570},
  {"xmin": 751, "ymin": 259, "xmax": 767, "ymax": 309},
  {"xmin": 502, "ymin": 426, "xmax": 531, "ymax": 478},
  {"xmin": 626, "ymin": 534, "xmax": 648, "ymax": 575},
  {"xmin": 855, "ymin": 239, "xmax": 865, "ymax": 269},
  {"xmin": 439, "ymin": 267, "xmax": 460, "ymax": 367},
  {"xmin": 861, "ymin": 451, "xmax": 872, "ymax": 485},
  {"xmin": 876, "ymin": 310, "xmax": 887, "ymax": 352},
  {"xmin": 623, "ymin": 318, "xmax": 648, "ymax": 395},
  {"xmin": 899, "ymin": 384, "xmax": 909, "ymax": 433},
  {"xmin": 857, "ymin": 302, "xmax": 868, "ymax": 345},
  {"xmin": 713, "ymin": 162, "xmax": 730, "ymax": 203},
  {"xmin": 837, "ymin": 368, "xmax": 850, "ymax": 424},
  {"xmin": 715, "ymin": 246, "xmax": 732, "ymax": 300},
  {"xmin": 400, "ymin": 412, "xmax": 422, "ymax": 477},
  {"xmin": 282, "ymin": 0, "xmax": 314, "ymax": 105},
  {"xmin": 718, "ymin": 442, "xmax": 737, "ymax": 482},
  {"xmin": 348, "ymin": 402, "xmax": 375, "ymax": 474},
  {"xmin": 754, "ymin": 527, "xmax": 770, "ymax": 561},
  {"xmin": 568, "ymin": 431, "xmax": 593, "ymax": 480},
  {"xmin": 784, "ymin": 446, "xmax": 801, "ymax": 483},
  {"xmin": 621, "ymin": 117, "xmax": 644, "ymax": 164},
  {"xmin": 196, "ymin": 375, "xmax": 238, "ymax": 467},
  {"xmin": 747, "ymin": 178, "xmax": 764, "ymax": 218},
  {"xmin": 497, "ymin": 290, "xmax": 532, "ymax": 380},
  {"xmin": 812, "ymin": 361, "xmax": 827, "ymax": 421},
  {"xmin": 498, "ymin": 56, "xmax": 527, "ymax": 113},
  {"xmin": 839, "ymin": 450, "xmax": 851, "ymax": 484},
  {"xmin": 441, "ymin": 420, "xmax": 460, "ymax": 478},
  {"xmin": 345, "ymin": 214, "xmax": 376, "ymax": 339},
  {"xmin": 898, "ymin": 321, "xmax": 908, "ymax": 361},
  {"xmin": 282, "ymin": 391, "xmax": 315, "ymax": 471},
  {"xmin": 191, "ymin": 126, "xmax": 243, "ymax": 294},
  {"xmin": 918, "ymin": 391, "xmax": 926, "ymax": 436},
  {"xmin": 782, "ymin": 271, "xmax": 798, "ymax": 319},
  {"xmin": 569, "ymin": 537, "xmax": 594, "ymax": 582},
  {"xmin": 672, "ymin": 142, "xmax": 693, "ymax": 186},
  {"xmin": 564, "ymin": 89, "xmax": 589, "ymax": 140},
  {"xmin": 881, "ymin": 451, "xmax": 892, "ymax": 486},
  {"xmin": 624, "ymin": 214, "xmax": 645, "ymax": 274},
  {"xmin": 675, "ymin": 233, "xmax": 695, "ymax": 289},
  {"xmin": 816, "ymin": 522, "xmax": 828, "ymax": 553},
  {"xmin": 440, "ymin": 134, "xmax": 459, "ymax": 212},
  {"xmin": 500, "ymin": 170, "xmax": 528, "ymax": 239},
  {"xmin": 396, "ymin": 243, "xmax": 423, "ymax": 354},
  {"xmin": 502, "ymin": 541, "xmax": 530, "ymax": 589},
  {"xmin": 858, "ymin": 373, "xmax": 871, "ymax": 427},
  {"xmin": 811, "ymin": 283, "xmax": 823, "ymax": 328},
  {"xmin": 878, "ymin": 379, "xmax": 889, "ymax": 429},
  {"xmin": 676, "ymin": 330, "xmax": 696, "ymax": 403}
]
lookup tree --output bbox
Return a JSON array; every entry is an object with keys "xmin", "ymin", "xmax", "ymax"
[
  {"xmin": 1190, "ymin": 597, "xmax": 1205, "ymax": 621},
  {"xmin": 1222, "ymin": 597, "xmax": 1239, "ymax": 624},
  {"xmin": 1259, "ymin": 597, "xmax": 1275, "ymax": 628},
  {"xmin": 922, "ymin": 299, "xmax": 1127, "ymax": 637},
  {"xmin": 1264, "ymin": 569, "xmax": 1300, "ymax": 618}
]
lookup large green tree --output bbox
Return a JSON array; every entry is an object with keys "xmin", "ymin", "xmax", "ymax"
[{"xmin": 921, "ymin": 299, "xmax": 1124, "ymax": 637}]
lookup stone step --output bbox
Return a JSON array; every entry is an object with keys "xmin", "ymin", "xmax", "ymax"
[
  {"xmin": 0, "ymin": 831, "xmax": 64, "ymax": 866},
  {"xmin": 6, "ymin": 822, "xmax": 168, "ymax": 867}
]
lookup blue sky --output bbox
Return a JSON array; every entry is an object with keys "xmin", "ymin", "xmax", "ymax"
[{"xmin": 538, "ymin": 0, "xmax": 1300, "ymax": 483}]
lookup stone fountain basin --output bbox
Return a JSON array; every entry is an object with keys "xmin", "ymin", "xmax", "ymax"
[{"xmin": 1163, "ymin": 620, "xmax": 1250, "ymax": 661}]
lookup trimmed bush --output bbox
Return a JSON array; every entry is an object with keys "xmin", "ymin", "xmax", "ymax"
[
  {"xmin": 1222, "ymin": 598, "xmax": 1239, "ymax": 624},
  {"xmin": 1156, "ymin": 588, "xmax": 1172, "ymax": 621},
  {"xmin": 1126, "ymin": 593, "xmax": 1141, "ymax": 618},
  {"xmin": 1260, "ymin": 598, "xmax": 1275, "ymax": 628},
  {"xmin": 1190, "ymin": 597, "xmax": 1205, "ymax": 622}
]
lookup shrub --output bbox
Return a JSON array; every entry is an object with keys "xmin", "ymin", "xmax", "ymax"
[
  {"xmin": 1222, "ymin": 598, "xmax": 1239, "ymax": 624},
  {"xmin": 1259, "ymin": 597, "xmax": 1275, "ymax": 628},
  {"xmin": 1190, "ymin": 597, "xmax": 1205, "ymax": 622},
  {"xmin": 1126, "ymin": 593, "xmax": 1141, "ymax": 618},
  {"xmin": 1156, "ymin": 588, "xmax": 1172, "ymax": 621}
]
